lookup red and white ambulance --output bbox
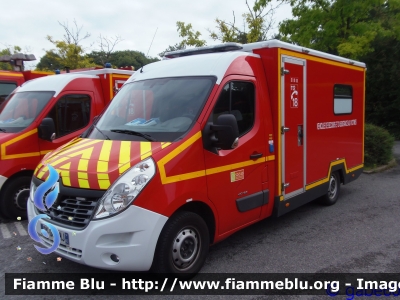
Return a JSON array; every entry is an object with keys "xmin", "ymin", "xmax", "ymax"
[
  {"xmin": 0, "ymin": 68, "xmax": 133, "ymax": 219},
  {"xmin": 0, "ymin": 70, "xmax": 54, "ymax": 106},
  {"xmin": 28, "ymin": 40, "xmax": 365, "ymax": 276}
]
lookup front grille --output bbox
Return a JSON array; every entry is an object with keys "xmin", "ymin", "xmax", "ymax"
[
  {"xmin": 37, "ymin": 195, "xmax": 99, "ymax": 228},
  {"xmin": 40, "ymin": 232, "xmax": 83, "ymax": 259}
]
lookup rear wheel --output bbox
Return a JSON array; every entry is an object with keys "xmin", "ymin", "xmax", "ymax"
[
  {"xmin": 0, "ymin": 176, "xmax": 31, "ymax": 220},
  {"xmin": 151, "ymin": 211, "xmax": 209, "ymax": 278},
  {"xmin": 319, "ymin": 171, "xmax": 341, "ymax": 206}
]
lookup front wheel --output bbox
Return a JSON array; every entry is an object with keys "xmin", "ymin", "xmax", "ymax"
[
  {"xmin": 151, "ymin": 211, "xmax": 209, "ymax": 278},
  {"xmin": 0, "ymin": 176, "xmax": 31, "ymax": 220},
  {"xmin": 319, "ymin": 171, "xmax": 341, "ymax": 206}
]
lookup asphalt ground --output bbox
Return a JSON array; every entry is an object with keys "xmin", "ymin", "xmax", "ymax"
[{"xmin": 1, "ymin": 141, "xmax": 400, "ymax": 300}]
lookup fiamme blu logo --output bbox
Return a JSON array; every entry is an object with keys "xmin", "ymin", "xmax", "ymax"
[{"xmin": 28, "ymin": 165, "xmax": 60, "ymax": 254}]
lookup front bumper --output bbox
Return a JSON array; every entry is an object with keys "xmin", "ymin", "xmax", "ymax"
[
  {"xmin": 27, "ymin": 199, "xmax": 168, "ymax": 271},
  {"xmin": 0, "ymin": 175, "xmax": 8, "ymax": 190}
]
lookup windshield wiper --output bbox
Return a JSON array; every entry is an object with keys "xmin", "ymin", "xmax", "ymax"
[
  {"xmin": 0, "ymin": 128, "xmax": 6, "ymax": 132},
  {"xmin": 93, "ymin": 124, "xmax": 110, "ymax": 140},
  {"xmin": 110, "ymin": 129, "xmax": 156, "ymax": 141}
]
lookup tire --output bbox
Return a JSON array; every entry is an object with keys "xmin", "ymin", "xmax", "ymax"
[
  {"xmin": 151, "ymin": 211, "xmax": 209, "ymax": 278},
  {"xmin": 319, "ymin": 171, "xmax": 341, "ymax": 206},
  {"xmin": 0, "ymin": 176, "xmax": 31, "ymax": 220}
]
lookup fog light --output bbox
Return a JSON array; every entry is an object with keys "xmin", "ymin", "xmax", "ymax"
[{"xmin": 110, "ymin": 254, "xmax": 120, "ymax": 263}]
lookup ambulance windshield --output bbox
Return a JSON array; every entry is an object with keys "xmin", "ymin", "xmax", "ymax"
[
  {"xmin": 90, "ymin": 76, "xmax": 215, "ymax": 142},
  {"xmin": 0, "ymin": 91, "xmax": 55, "ymax": 133}
]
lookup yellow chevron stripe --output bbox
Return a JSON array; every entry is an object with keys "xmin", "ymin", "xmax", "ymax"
[
  {"xmin": 119, "ymin": 141, "xmax": 131, "ymax": 174},
  {"xmin": 140, "ymin": 142, "xmax": 152, "ymax": 160}
]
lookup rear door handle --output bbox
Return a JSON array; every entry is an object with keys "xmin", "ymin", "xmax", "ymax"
[{"xmin": 250, "ymin": 153, "xmax": 263, "ymax": 160}]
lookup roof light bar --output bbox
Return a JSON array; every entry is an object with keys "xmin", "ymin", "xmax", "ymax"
[{"xmin": 164, "ymin": 43, "xmax": 243, "ymax": 59}]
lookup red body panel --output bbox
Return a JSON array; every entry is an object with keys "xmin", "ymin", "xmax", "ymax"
[
  {"xmin": 0, "ymin": 71, "xmax": 131, "ymax": 190},
  {"xmin": 305, "ymin": 60, "xmax": 364, "ymax": 183}
]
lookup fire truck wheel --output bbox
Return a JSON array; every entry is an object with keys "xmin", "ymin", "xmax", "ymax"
[
  {"xmin": 319, "ymin": 171, "xmax": 341, "ymax": 206},
  {"xmin": 152, "ymin": 211, "xmax": 209, "ymax": 278},
  {"xmin": 0, "ymin": 176, "xmax": 31, "ymax": 220}
]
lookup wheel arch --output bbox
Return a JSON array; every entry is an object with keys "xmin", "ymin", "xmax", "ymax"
[
  {"xmin": 0, "ymin": 170, "xmax": 34, "ymax": 194},
  {"xmin": 174, "ymin": 201, "xmax": 216, "ymax": 244}
]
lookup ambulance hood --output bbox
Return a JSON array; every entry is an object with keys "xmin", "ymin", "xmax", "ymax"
[{"xmin": 34, "ymin": 138, "xmax": 171, "ymax": 190}]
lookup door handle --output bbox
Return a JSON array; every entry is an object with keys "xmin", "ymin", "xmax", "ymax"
[{"xmin": 250, "ymin": 153, "xmax": 263, "ymax": 160}]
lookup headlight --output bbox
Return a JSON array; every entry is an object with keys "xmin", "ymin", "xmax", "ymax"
[
  {"xmin": 94, "ymin": 157, "xmax": 156, "ymax": 219},
  {"xmin": 29, "ymin": 181, "xmax": 37, "ymax": 203}
]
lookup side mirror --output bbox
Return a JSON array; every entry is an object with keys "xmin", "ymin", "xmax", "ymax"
[
  {"xmin": 210, "ymin": 114, "xmax": 239, "ymax": 150},
  {"xmin": 38, "ymin": 118, "xmax": 56, "ymax": 141}
]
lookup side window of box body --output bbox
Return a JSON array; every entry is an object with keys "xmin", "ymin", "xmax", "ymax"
[{"xmin": 334, "ymin": 84, "xmax": 353, "ymax": 115}]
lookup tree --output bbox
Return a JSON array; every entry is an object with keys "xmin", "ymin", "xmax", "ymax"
[
  {"xmin": 158, "ymin": 43, "xmax": 186, "ymax": 57},
  {"xmin": 364, "ymin": 35, "xmax": 400, "ymax": 138},
  {"xmin": 160, "ymin": 0, "xmax": 281, "ymax": 57},
  {"xmin": 210, "ymin": 0, "xmax": 280, "ymax": 43},
  {"xmin": 95, "ymin": 34, "xmax": 123, "ymax": 66},
  {"xmin": 88, "ymin": 50, "xmax": 159, "ymax": 71},
  {"xmin": 272, "ymin": 0, "xmax": 400, "ymax": 137},
  {"xmin": 159, "ymin": 22, "xmax": 206, "ymax": 57},
  {"xmin": 37, "ymin": 20, "xmax": 95, "ymax": 71},
  {"xmin": 275, "ymin": 0, "xmax": 400, "ymax": 59},
  {"xmin": 0, "ymin": 46, "xmax": 22, "ymax": 70}
]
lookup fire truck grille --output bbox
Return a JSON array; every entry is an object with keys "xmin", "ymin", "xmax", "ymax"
[
  {"xmin": 38, "ymin": 196, "xmax": 99, "ymax": 228},
  {"xmin": 39, "ymin": 231, "xmax": 83, "ymax": 259}
]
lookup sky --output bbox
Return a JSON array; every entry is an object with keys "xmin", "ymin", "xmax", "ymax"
[{"xmin": 1, "ymin": 0, "xmax": 292, "ymax": 69}]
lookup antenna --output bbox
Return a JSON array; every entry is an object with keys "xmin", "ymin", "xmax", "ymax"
[{"xmin": 146, "ymin": 27, "xmax": 158, "ymax": 57}]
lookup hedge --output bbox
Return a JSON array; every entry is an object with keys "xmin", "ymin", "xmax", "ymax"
[{"xmin": 364, "ymin": 123, "xmax": 395, "ymax": 167}]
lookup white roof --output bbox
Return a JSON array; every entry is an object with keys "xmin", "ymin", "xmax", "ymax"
[
  {"xmin": 17, "ymin": 69, "xmax": 135, "ymax": 97},
  {"xmin": 163, "ymin": 39, "xmax": 366, "ymax": 69},
  {"xmin": 127, "ymin": 40, "xmax": 365, "ymax": 86},
  {"xmin": 126, "ymin": 51, "xmax": 260, "ymax": 85},
  {"xmin": 241, "ymin": 40, "xmax": 366, "ymax": 68}
]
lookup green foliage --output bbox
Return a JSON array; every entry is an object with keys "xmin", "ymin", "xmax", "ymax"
[
  {"xmin": 158, "ymin": 43, "xmax": 186, "ymax": 57},
  {"xmin": 209, "ymin": 1, "xmax": 277, "ymax": 44},
  {"xmin": 160, "ymin": 22, "xmax": 206, "ymax": 57},
  {"xmin": 162, "ymin": 1, "xmax": 279, "ymax": 55},
  {"xmin": 265, "ymin": 0, "xmax": 400, "ymax": 137},
  {"xmin": 88, "ymin": 50, "xmax": 159, "ymax": 71},
  {"xmin": 176, "ymin": 22, "xmax": 207, "ymax": 48},
  {"xmin": 364, "ymin": 123, "xmax": 395, "ymax": 167},
  {"xmin": 35, "ymin": 51, "xmax": 60, "ymax": 71},
  {"xmin": 363, "ymin": 36, "xmax": 400, "ymax": 139},
  {"xmin": 36, "ymin": 20, "xmax": 96, "ymax": 71},
  {"xmin": 37, "ymin": 37, "xmax": 95, "ymax": 71},
  {"xmin": 0, "ymin": 46, "xmax": 22, "ymax": 70}
]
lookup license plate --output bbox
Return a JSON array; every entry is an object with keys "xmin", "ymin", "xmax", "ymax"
[{"xmin": 40, "ymin": 224, "xmax": 70, "ymax": 246}]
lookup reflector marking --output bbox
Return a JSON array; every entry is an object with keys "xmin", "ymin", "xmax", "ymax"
[{"xmin": 1, "ymin": 129, "xmax": 40, "ymax": 160}]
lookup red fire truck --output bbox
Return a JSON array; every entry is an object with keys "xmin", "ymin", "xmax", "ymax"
[
  {"xmin": 0, "ymin": 68, "xmax": 133, "ymax": 219},
  {"xmin": 28, "ymin": 40, "xmax": 365, "ymax": 276},
  {"xmin": 0, "ymin": 53, "xmax": 54, "ymax": 105},
  {"xmin": 0, "ymin": 70, "xmax": 54, "ymax": 106}
]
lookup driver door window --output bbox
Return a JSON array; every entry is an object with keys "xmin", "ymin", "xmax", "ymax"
[
  {"xmin": 46, "ymin": 94, "xmax": 91, "ymax": 138},
  {"xmin": 210, "ymin": 81, "xmax": 255, "ymax": 136}
]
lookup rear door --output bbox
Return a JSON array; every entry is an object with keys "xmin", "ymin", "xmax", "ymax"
[{"xmin": 281, "ymin": 57, "xmax": 306, "ymax": 198}]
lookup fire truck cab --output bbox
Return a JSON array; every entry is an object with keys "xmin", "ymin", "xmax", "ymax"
[
  {"xmin": 0, "ymin": 68, "xmax": 133, "ymax": 219},
  {"xmin": 28, "ymin": 40, "xmax": 365, "ymax": 276},
  {"xmin": 0, "ymin": 53, "xmax": 54, "ymax": 106}
]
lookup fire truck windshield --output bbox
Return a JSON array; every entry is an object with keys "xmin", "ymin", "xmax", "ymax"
[
  {"xmin": 89, "ymin": 76, "xmax": 216, "ymax": 142},
  {"xmin": 0, "ymin": 91, "xmax": 55, "ymax": 133}
]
